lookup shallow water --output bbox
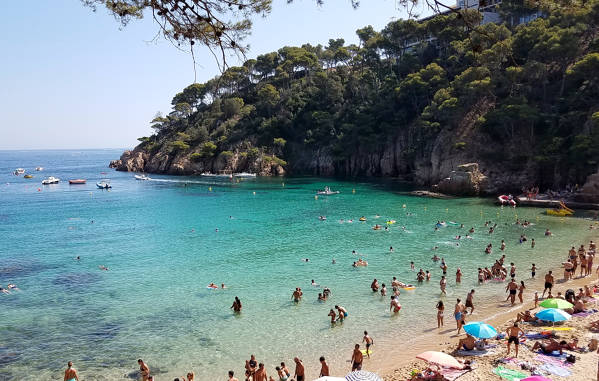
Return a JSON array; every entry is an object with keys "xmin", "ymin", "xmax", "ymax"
[{"xmin": 0, "ymin": 149, "xmax": 596, "ymax": 380}]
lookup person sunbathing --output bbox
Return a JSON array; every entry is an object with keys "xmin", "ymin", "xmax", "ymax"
[
  {"xmin": 563, "ymin": 338, "xmax": 580, "ymax": 351},
  {"xmin": 456, "ymin": 334, "xmax": 476, "ymax": 351},
  {"xmin": 516, "ymin": 310, "xmax": 539, "ymax": 323},
  {"xmin": 531, "ymin": 339, "xmax": 567, "ymax": 355}
]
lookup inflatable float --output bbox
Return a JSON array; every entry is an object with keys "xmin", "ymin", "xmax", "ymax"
[{"xmin": 497, "ymin": 195, "xmax": 516, "ymax": 206}]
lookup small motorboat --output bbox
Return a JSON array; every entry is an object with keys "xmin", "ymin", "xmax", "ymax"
[
  {"xmin": 234, "ymin": 172, "xmax": 257, "ymax": 178},
  {"xmin": 14, "ymin": 168, "xmax": 25, "ymax": 175},
  {"xmin": 134, "ymin": 174, "xmax": 150, "ymax": 180},
  {"xmin": 69, "ymin": 179, "xmax": 87, "ymax": 184},
  {"xmin": 35, "ymin": 167, "xmax": 43, "ymax": 171},
  {"xmin": 497, "ymin": 194, "xmax": 516, "ymax": 206},
  {"xmin": 96, "ymin": 180, "xmax": 112, "ymax": 189},
  {"xmin": 201, "ymin": 172, "xmax": 233, "ymax": 179},
  {"xmin": 316, "ymin": 186, "xmax": 340, "ymax": 195},
  {"xmin": 41, "ymin": 176, "xmax": 60, "ymax": 185},
  {"xmin": 24, "ymin": 174, "xmax": 33, "ymax": 179}
]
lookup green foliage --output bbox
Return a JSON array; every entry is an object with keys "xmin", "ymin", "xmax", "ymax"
[
  {"xmin": 190, "ymin": 153, "xmax": 202, "ymax": 162},
  {"xmin": 170, "ymin": 140, "xmax": 190, "ymax": 152},
  {"xmin": 135, "ymin": 0, "xmax": 599, "ymax": 187}
]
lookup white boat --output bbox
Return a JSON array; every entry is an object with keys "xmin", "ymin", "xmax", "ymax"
[
  {"xmin": 234, "ymin": 172, "xmax": 257, "ymax": 178},
  {"xmin": 134, "ymin": 174, "xmax": 150, "ymax": 181},
  {"xmin": 14, "ymin": 168, "xmax": 25, "ymax": 175},
  {"xmin": 316, "ymin": 186, "xmax": 340, "ymax": 195},
  {"xmin": 201, "ymin": 172, "xmax": 233, "ymax": 179},
  {"xmin": 96, "ymin": 180, "xmax": 112, "ymax": 189},
  {"xmin": 35, "ymin": 167, "xmax": 43, "ymax": 171},
  {"xmin": 41, "ymin": 176, "xmax": 60, "ymax": 185}
]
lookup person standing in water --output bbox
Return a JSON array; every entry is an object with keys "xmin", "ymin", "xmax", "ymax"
[
  {"xmin": 351, "ymin": 344, "xmax": 363, "ymax": 371},
  {"xmin": 518, "ymin": 281, "xmax": 526, "ymax": 303},
  {"xmin": 319, "ymin": 356, "xmax": 329, "ymax": 377},
  {"xmin": 293, "ymin": 357, "xmax": 305, "ymax": 381},
  {"xmin": 363, "ymin": 331, "xmax": 374, "ymax": 358},
  {"xmin": 456, "ymin": 268, "xmax": 462, "ymax": 283},
  {"xmin": 465, "ymin": 290, "xmax": 475, "ymax": 314},
  {"xmin": 137, "ymin": 359, "xmax": 150, "ymax": 381},
  {"xmin": 64, "ymin": 361, "xmax": 79, "ymax": 381},
  {"xmin": 506, "ymin": 279, "xmax": 518, "ymax": 305},
  {"xmin": 436, "ymin": 301, "xmax": 444, "ymax": 328},
  {"xmin": 440, "ymin": 276, "xmax": 447, "ymax": 295}
]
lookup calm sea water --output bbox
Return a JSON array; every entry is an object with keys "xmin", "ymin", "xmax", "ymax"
[{"xmin": 0, "ymin": 149, "xmax": 596, "ymax": 380}]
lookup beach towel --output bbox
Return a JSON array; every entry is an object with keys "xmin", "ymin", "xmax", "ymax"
[
  {"xmin": 456, "ymin": 349, "xmax": 493, "ymax": 356},
  {"xmin": 539, "ymin": 363, "xmax": 572, "ymax": 377},
  {"xmin": 492, "ymin": 366, "xmax": 527, "ymax": 381},
  {"xmin": 525, "ymin": 333, "xmax": 550, "ymax": 340},
  {"xmin": 536, "ymin": 349, "xmax": 563, "ymax": 357},
  {"xmin": 440, "ymin": 368, "xmax": 470, "ymax": 381},
  {"xmin": 535, "ymin": 354, "xmax": 571, "ymax": 367},
  {"xmin": 539, "ymin": 327, "xmax": 572, "ymax": 331}
]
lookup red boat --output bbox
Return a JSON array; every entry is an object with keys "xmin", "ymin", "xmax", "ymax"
[{"xmin": 69, "ymin": 179, "xmax": 87, "ymax": 184}]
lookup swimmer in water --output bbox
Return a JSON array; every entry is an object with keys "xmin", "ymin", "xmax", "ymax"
[
  {"xmin": 98, "ymin": 265, "xmax": 109, "ymax": 271},
  {"xmin": 389, "ymin": 246, "xmax": 394, "ymax": 252},
  {"xmin": 208, "ymin": 283, "xmax": 218, "ymax": 288},
  {"xmin": 0, "ymin": 287, "xmax": 10, "ymax": 294},
  {"xmin": 75, "ymin": 256, "xmax": 80, "ymax": 260},
  {"xmin": 302, "ymin": 258, "xmax": 309, "ymax": 262},
  {"xmin": 215, "ymin": 228, "xmax": 219, "ymax": 232},
  {"xmin": 332, "ymin": 258, "xmax": 336, "ymax": 264},
  {"xmin": 311, "ymin": 279, "xmax": 320, "ymax": 287},
  {"xmin": 410, "ymin": 262, "xmax": 415, "ymax": 271},
  {"xmin": 221, "ymin": 283, "xmax": 227, "ymax": 289},
  {"xmin": 7, "ymin": 284, "xmax": 18, "ymax": 290}
]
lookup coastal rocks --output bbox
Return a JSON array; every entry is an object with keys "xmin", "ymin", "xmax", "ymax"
[
  {"xmin": 576, "ymin": 171, "xmax": 599, "ymax": 203},
  {"xmin": 112, "ymin": 150, "xmax": 147, "ymax": 172},
  {"xmin": 433, "ymin": 163, "xmax": 488, "ymax": 196},
  {"xmin": 409, "ymin": 190, "xmax": 454, "ymax": 199}
]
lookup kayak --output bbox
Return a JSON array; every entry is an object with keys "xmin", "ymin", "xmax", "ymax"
[{"xmin": 546, "ymin": 209, "xmax": 573, "ymax": 217}]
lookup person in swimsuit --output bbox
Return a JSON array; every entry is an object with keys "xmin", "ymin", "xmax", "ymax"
[
  {"xmin": 351, "ymin": 344, "xmax": 363, "ymax": 371},
  {"xmin": 506, "ymin": 323, "xmax": 525, "ymax": 357},
  {"xmin": 363, "ymin": 331, "xmax": 374, "ymax": 358},
  {"xmin": 436, "ymin": 301, "xmax": 444, "ymax": 328},
  {"xmin": 532, "ymin": 339, "xmax": 566, "ymax": 355},
  {"xmin": 335, "ymin": 305, "xmax": 348, "ymax": 321},
  {"xmin": 465, "ymin": 290, "xmax": 475, "ymax": 314},
  {"xmin": 254, "ymin": 363, "xmax": 268, "ymax": 381},
  {"xmin": 319, "ymin": 356, "xmax": 329, "ymax": 377},
  {"xmin": 227, "ymin": 370, "xmax": 239, "ymax": 381},
  {"xmin": 518, "ymin": 281, "xmax": 525, "ymax": 303},
  {"xmin": 291, "ymin": 288, "xmax": 302, "ymax": 303},
  {"xmin": 328, "ymin": 309, "xmax": 337, "ymax": 324},
  {"xmin": 293, "ymin": 357, "xmax": 305, "ymax": 381},
  {"xmin": 275, "ymin": 366, "xmax": 288, "ymax": 381},
  {"xmin": 542, "ymin": 271, "xmax": 554, "ymax": 298},
  {"xmin": 531, "ymin": 264, "xmax": 536, "ymax": 278},
  {"xmin": 456, "ymin": 268, "xmax": 462, "ymax": 283},
  {"xmin": 231, "ymin": 297, "xmax": 242, "ymax": 312},
  {"xmin": 138, "ymin": 359, "xmax": 150, "ymax": 381},
  {"xmin": 506, "ymin": 279, "xmax": 518, "ymax": 305},
  {"xmin": 64, "ymin": 361, "xmax": 79, "ymax": 381},
  {"xmin": 456, "ymin": 334, "xmax": 476, "ymax": 351},
  {"xmin": 370, "ymin": 279, "xmax": 379, "ymax": 292},
  {"xmin": 280, "ymin": 362, "xmax": 291, "ymax": 380},
  {"xmin": 454, "ymin": 299, "xmax": 465, "ymax": 334},
  {"xmin": 390, "ymin": 296, "xmax": 401, "ymax": 313},
  {"xmin": 440, "ymin": 276, "xmax": 447, "ymax": 295}
]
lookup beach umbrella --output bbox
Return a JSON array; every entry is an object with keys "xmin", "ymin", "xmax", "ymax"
[
  {"xmin": 416, "ymin": 351, "xmax": 464, "ymax": 369},
  {"xmin": 463, "ymin": 322, "xmax": 497, "ymax": 339},
  {"xmin": 521, "ymin": 376, "xmax": 552, "ymax": 381},
  {"xmin": 539, "ymin": 298, "xmax": 573, "ymax": 309},
  {"xmin": 314, "ymin": 378, "xmax": 345, "ymax": 381},
  {"xmin": 535, "ymin": 308, "xmax": 571, "ymax": 322},
  {"xmin": 345, "ymin": 371, "xmax": 383, "ymax": 381}
]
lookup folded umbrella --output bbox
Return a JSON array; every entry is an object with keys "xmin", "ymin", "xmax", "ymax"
[
  {"xmin": 416, "ymin": 351, "xmax": 464, "ymax": 369},
  {"xmin": 463, "ymin": 322, "xmax": 497, "ymax": 339}
]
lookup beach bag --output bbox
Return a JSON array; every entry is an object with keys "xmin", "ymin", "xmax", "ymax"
[
  {"xmin": 566, "ymin": 354, "xmax": 576, "ymax": 363},
  {"xmin": 590, "ymin": 339, "xmax": 599, "ymax": 351}
]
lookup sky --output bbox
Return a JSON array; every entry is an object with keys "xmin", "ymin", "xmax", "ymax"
[{"xmin": 0, "ymin": 0, "xmax": 439, "ymax": 150}]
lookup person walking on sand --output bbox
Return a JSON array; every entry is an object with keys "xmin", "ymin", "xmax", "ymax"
[
  {"xmin": 293, "ymin": 357, "xmax": 305, "ymax": 381},
  {"xmin": 531, "ymin": 263, "xmax": 537, "ymax": 278},
  {"xmin": 440, "ymin": 276, "xmax": 447, "ymax": 295},
  {"xmin": 436, "ymin": 301, "xmax": 444, "ymax": 328},
  {"xmin": 506, "ymin": 323, "xmax": 525, "ymax": 357},
  {"xmin": 542, "ymin": 271, "xmax": 554, "ymax": 298},
  {"xmin": 465, "ymin": 290, "xmax": 475, "ymax": 314},
  {"xmin": 363, "ymin": 331, "xmax": 374, "ymax": 358},
  {"xmin": 64, "ymin": 361, "xmax": 79, "ymax": 381},
  {"xmin": 319, "ymin": 356, "xmax": 329, "ymax": 377},
  {"xmin": 454, "ymin": 299, "xmax": 465, "ymax": 334},
  {"xmin": 518, "ymin": 281, "xmax": 525, "ymax": 303},
  {"xmin": 506, "ymin": 278, "xmax": 518, "ymax": 305},
  {"xmin": 137, "ymin": 359, "xmax": 150, "ymax": 381},
  {"xmin": 351, "ymin": 344, "xmax": 363, "ymax": 371}
]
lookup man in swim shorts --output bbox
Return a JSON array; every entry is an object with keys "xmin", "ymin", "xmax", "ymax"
[
  {"xmin": 454, "ymin": 299, "xmax": 465, "ymax": 334},
  {"xmin": 506, "ymin": 279, "xmax": 518, "ymax": 305},
  {"xmin": 465, "ymin": 290, "xmax": 475, "ymax": 314},
  {"xmin": 542, "ymin": 271, "xmax": 554, "ymax": 298},
  {"xmin": 64, "ymin": 361, "xmax": 79, "ymax": 381},
  {"xmin": 319, "ymin": 356, "xmax": 329, "ymax": 377},
  {"xmin": 531, "ymin": 339, "xmax": 566, "ymax": 355},
  {"xmin": 506, "ymin": 323, "xmax": 525, "ymax": 357},
  {"xmin": 254, "ymin": 363, "xmax": 267, "ymax": 381},
  {"xmin": 351, "ymin": 344, "xmax": 363, "ymax": 371},
  {"xmin": 363, "ymin": 331, "xmax": 374, "ymax": 358},
  {"xmin": 227, "ymin": 370, "xmax": 238, "ymax": 381},
  {"xmin": 456, "ymin": 334, "xmax": 476, "ymax": 351},
  {"xmin": 293, "ymin": 357, "xmax": 305, "ymax": 381}
]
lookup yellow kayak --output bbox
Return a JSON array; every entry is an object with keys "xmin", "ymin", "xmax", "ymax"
[{"xmin": 546, "ymin": 209, "xmax": 573, "ymax": 217}]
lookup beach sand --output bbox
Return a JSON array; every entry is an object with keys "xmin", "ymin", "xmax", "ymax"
[{"xmin": 377, "ymin": 271, "xmax": 599, "ymax": 381}]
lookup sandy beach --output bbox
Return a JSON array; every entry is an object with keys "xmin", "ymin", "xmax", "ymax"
[{"xmin": 375, "ymin": 251, "xmax": 599, "ymax": 381}]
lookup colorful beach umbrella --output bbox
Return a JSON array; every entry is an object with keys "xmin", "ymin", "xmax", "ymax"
[
  {"xmin": 463, "ymin": 322, "xmax": 497, "ymax": 339},
  {"xmin": 539, "ymin": 298, "xmax": 573, "ymax": 309},
  {"xmin": 416, "ymin": 351, "xmax": 464, "ymax": 369},
  {"xmin": 521, "ymin": 376, "xmax": 552, "ymax": 381},
  {"xmin": 345, "ymin": 371, "xmax": 382, "ymax": 381},
  {"xmin": 535, "ymin": 308, "xmax": 571, "ymax": 322}
]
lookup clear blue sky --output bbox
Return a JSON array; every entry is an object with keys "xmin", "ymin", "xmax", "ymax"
[{"xmin": 0, "ymin": 0, "xmax": 434, "ymax": 150}]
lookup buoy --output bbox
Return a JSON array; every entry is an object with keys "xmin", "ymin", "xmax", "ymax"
[
  {"xmin": 282, "ymin": 182, "xmax": 285, "ymax": 187},
  {"xmin": 209, "ymin": 186, "xmax": 212, "ymax": 191},
  {"xmin": 402, "ymin": 204, "xmax": 406, "ymax": 208},
  {"xmin": 424, "ymin": 207, "xmax": 427, "ymax": 211},
  {"xmin": 37, "ymin": 188, "xmax": 41, "ymax": 192},
  {"xmin": 445, "ymin": 208, "xmax": 448, "ymax": 212},
  {"xmin": 315, "ymin": 195, "xmax": 318, "ymax": 200},
  {"xmin": 252, "ymin": 191, "xmax": 256, "ymax": 195},
  {"xmin": 352, "ymin": 189, "xmax": 356, "ymax": 194}
]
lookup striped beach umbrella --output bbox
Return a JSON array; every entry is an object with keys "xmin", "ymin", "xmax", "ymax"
[
  {"xmin": 463, "ymin": 322, "xmax": 497, "ymax": 339},
  {"xmin": 535, "ymin": 308, "xmax": 571, "ymax": 322},
  {"xmin": 345, "ymin": 370, "xmax": 383, "ymax": 381},
  {"xmin": 539, "ymin": 298, "xmax": 573, "ymax": 309}
]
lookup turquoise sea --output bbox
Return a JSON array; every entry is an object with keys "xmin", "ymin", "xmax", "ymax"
[{"xmin": 0, "ymin": 149, "xmax": 597, "ymax": 380}]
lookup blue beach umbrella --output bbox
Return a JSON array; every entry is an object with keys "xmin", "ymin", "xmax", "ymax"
[
  {"xmin": 535, "ymin": 308, "xmax": 571, "ymax": 322},
  {"xmin": 345, "ymin": 370, "xmax": 383, "ymax": 381},
  {"xmin": 463, "ymin": 321, "xmax": 498, "ymax": 339}
]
